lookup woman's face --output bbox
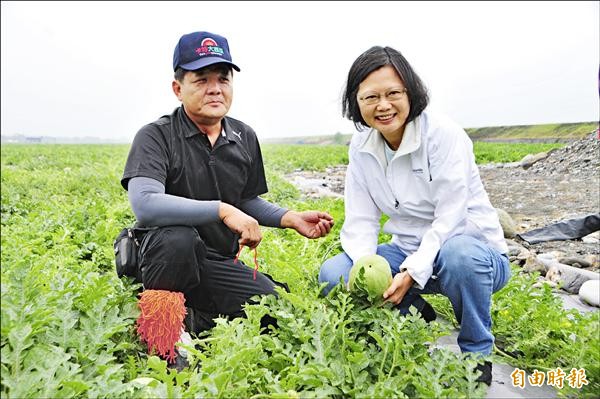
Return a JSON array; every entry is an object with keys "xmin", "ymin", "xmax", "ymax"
[{"xmin": 357, "ymin": 65, "xmax": 410, "ymax": 148}]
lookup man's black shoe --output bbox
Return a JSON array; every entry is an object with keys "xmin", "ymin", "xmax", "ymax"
[
  {"xmin": 475, "ymin": 361, "xmax": 493, "ymax": 386},
  {"xmin": 167, "ymin": 352, "xmax": 189, "ymax": 372},
  {"xmin": 166, "ymin": 330, "xmax": 192, "ymax": 372},
  {"xmin": 395, "ymin": 296, "xmax": 437, "ymax": 323},
  {"xmin": 420, "ymin": 300, "xmax": 437, "ymax": 323}
]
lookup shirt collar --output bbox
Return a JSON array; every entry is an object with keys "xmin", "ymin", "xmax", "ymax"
[
  {"xmin": 221, "ymin": 118, "xmax": 244, "ymax": 144},
  {"xmin": 177, "ymin": 106, "xmax": 200, "ymax": 138},
  {"xmin": 178, "ymin": 106, "xmax": 239, "ymax": 144}
]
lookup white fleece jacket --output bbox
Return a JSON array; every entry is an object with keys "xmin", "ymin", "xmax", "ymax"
[{"xmin": 340, "ymin": 110, "xmax": 508, "ymax": 289}]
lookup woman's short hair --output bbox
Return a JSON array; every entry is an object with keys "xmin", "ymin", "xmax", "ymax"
[{"xmin": 342, "ymin": 46, "xmax": 429, "ymax": 130}]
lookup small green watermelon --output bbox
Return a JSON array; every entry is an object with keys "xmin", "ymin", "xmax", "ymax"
[{"xmin": 348, "ymin": 254, "xmax": 392, "ymax": 306}]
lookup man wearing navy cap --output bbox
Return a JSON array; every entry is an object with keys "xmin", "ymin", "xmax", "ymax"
[{"xmin": 121, "ymin": 31, "xmax": 334, "ymax": 367}]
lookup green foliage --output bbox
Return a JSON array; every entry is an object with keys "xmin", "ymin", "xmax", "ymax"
[
  {"xmin": 491, "ymin": 267, "xmax": 599, "ymax": 398},
  {"xmin": 473, "ymin": 142, "xmax": 564, "ymax": 164},
  {"xmin": 1, "ymin": 144, "xmax": 141, "ymax": 398},
  {"xmin": 262, "ymin": 140, "xmax": 566, "ymax": 167},
  {"xmin": 180, "ymin": 287, "xmax": 486, "ymax": 398},
  {"xmin": 1, "ymin": 143, "xmax": 597, "ymax": 398},
  {"xmin": 261, "ymin": 144, "xmax": 348, "ymax": 173},
  {"xmin": 430, "ymin": 266, "xmax": 600, "ymax": 398},
  {"xmin": 466, "ymin": 121, "xmax": 598, "ymax": 140}
]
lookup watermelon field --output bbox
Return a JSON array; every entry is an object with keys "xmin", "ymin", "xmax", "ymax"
[{"xmin": 1, "ymin": 143, "xmax": 598, "ymax": 398}]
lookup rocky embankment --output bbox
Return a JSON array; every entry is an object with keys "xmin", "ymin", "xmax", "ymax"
[{"xmin": 287, "ymin": 131, "xmax": 600, "ymax": 307}]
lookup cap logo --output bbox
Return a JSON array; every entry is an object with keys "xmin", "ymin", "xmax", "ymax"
[
  {"xmin": 195, "ymin": 37, "xmax": 224, "ymax": 57},
  {"xmin": 174, "ymin": 31, "xmax": 240, "ymax": 71}
]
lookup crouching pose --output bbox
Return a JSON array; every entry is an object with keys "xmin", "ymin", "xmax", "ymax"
[
  {"xmin": 318, "ymin": 45, "xmax": 510, "ymax": 385},
  {"xmin": 121, "ymin": 30, "xmax": 334, "ymax": 367}
]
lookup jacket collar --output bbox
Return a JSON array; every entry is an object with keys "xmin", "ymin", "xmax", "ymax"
[{"xmin": 358, "ymin": 116, "xmax": 421, "ymax": 161}]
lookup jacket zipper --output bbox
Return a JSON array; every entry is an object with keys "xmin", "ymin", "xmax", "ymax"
[
  {"xmin": 388, "ymin": 156, "xmax": 400, "ymax": 210},
  {"xmin": 361, "ymin": 147, "xmax": 401, "ymax": 212}
]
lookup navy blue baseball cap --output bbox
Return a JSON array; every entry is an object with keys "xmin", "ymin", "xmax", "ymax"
[{"xmin": 173, "ymin": 31, "xmax": 240, "ymax": 72}]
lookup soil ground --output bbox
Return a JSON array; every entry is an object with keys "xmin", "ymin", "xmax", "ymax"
[{"xmin": 478, "ymin": 164, "xmax": 599, "ymax": 260}]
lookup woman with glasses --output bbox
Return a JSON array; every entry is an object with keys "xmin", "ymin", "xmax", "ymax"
[{"xmin": 318, "ymin": 46, "xmax": 511, "ymax": 386}]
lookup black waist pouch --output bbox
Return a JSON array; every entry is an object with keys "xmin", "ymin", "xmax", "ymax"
[{"xmin": 114, "ymin": 226, "xmax": 156, "ymax": 278}]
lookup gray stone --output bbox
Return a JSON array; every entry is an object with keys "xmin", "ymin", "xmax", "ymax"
[
  {"xmin": 496, "ymin": 208, "xmax": 517, "ymax": 238},
  {"xmin": 537, "ymin": 252, "xmax": 558, "ymax": 261},
  {"xmin": 556, "ymin": 291, "xmax": 599, "ymax": 313},
  {"xmin": 578, "ymin": 279, "xmax": 600, "ymax": 307},
  {"xmin": 585, "ymin": 254, "xmax": 600, "ymax": 270},
  {"xmin": 559, "ymin": 257, "xmax": 592, "ymax": 268},
  {"xmin": 505, "ymin": 238, "xmax": 525, "ymax": 249},
  {"xmin": 582, "ymin": 232, "xmax": 600, "ymax": 244},
  {"xmin": 515, "ymin": 248, "xmax": 532, "ymax": 261},
  {"xmin": 520, "ymin": 152, "xmax": 549, "ymax": 169},
  {"xmin": 507, "ymin": 248, "xmax": 521, "ymax": 257},
  {"xmin": 522, "ymin": 254, "xmax": 547, "ymax": 275},
  {"xmin": 545, "ymin": 263, "xmax": 600, "ymax": 294},
  {"xmin": 538, "ymin": 258, "xmax": 600, "ymax": 279}
]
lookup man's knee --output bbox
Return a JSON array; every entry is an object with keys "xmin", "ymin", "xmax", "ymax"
[
  {"xmin": 252, "ymin": 271, "xmax": 288, "ymax": 298},
  {"xmin": 139, "ymin": 225, "xmax": 206, "ymax": 292},
  {"xmin": 141, "ymin": 225, "xmax": 205, "ymax": 260}
]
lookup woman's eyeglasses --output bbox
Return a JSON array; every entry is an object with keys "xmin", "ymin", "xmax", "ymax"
[{"xmin": 358, "ymin": 88, "xmax": 408, "ymax": 105}]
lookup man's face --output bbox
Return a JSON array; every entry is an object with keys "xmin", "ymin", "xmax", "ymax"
[{"xmin": 173, "ymin": 65, "xmax": 233, "ymax": 125}]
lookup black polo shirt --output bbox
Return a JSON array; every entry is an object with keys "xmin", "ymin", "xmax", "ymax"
[{"xmin": 121, "ymin": 106, "xmax": 268, "ymax": 257}]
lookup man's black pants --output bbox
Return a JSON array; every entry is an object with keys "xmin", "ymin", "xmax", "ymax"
[{"xmin": 137, "ymin": 225, "xmax": 287, "ymax": 334}]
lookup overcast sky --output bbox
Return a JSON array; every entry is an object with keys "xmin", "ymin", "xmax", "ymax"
[{"xmin": 1, "ymin": 1, "xmax": 598, "ymax": 141}]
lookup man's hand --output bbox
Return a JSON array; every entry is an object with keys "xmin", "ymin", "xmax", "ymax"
[
  {"xmin": 219, "ymin": 202, "xmax": 262, "ymax": 249},
  {"xmin": 281, "ymin": 210, "xmax": 334, "ymax": 239},
  {"xmin": 383, "ymin": 270, "xmax": 414, "ymax": 305}
]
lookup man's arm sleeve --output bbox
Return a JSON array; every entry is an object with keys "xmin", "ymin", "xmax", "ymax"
[
  {"xmin": 127, "ymin": 176, "xmax": 221, "ymax": 226},
  {"xmin": 239, "ymin": 197, "xmax": 288, "ymax": 228}
]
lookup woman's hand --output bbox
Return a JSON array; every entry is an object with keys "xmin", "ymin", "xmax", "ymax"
[{"xmin": 383, "ymin": 270, "xmax": 414, "ymax": 305}]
